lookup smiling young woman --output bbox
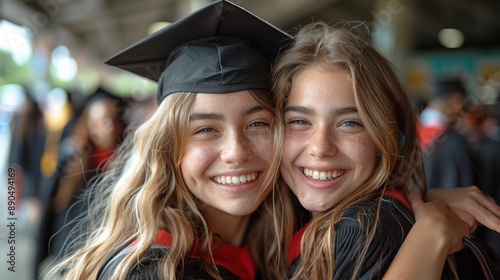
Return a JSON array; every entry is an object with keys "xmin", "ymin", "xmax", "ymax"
[
  {"xmin": 273, "ymin": 21, "xmax": 500, "ymax": 279},
  {"xmin": 44, "ymin": 1, "xmax": 294, "ymax": 279}
]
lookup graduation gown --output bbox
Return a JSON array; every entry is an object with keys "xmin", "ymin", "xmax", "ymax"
[
  {"xmin": 288, "ymin": 190, "xmax": 414, "ymax": 280},
  {"xmin": 287, "ymin": 190, "xmax": 498, "ymax": 280},
  {"xmin": 98, "ymin": 230, "xmax": 258, "ymax": 280},
  {"xmin": 421, "ymin": 127, "xmax": 476, "ymax": 189}
]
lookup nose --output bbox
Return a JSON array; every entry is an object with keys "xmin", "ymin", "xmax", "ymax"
[
  {"xmin": 308, "ymin": 125, "xmax": 336, "ymax": 158},
  {"xmin": 220, "ymin": 130, "xmax": 254, "ymax": 164}
]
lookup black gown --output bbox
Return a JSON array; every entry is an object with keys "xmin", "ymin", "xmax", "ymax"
[
  {"xmin": 98, "ymin": 230, "xmax": 259, "ymax": 280},
  {"xmin": 287, "ymin": 190, "xmax": 500, "ymax": 280},
  {"xmin": 422, "ymin": 128, "xmax": 476, "ymax": 189},
  {"xmin": 288, "ymin": 190, "xmax": 414, "ymax": 280}
]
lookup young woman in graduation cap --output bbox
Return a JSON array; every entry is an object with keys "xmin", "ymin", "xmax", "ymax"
[
  {"xmin": 48, "ymin": 1, "xmax": 293, "ymax": 279},
  {"xmin": 47, "ymin": 1, "xmax": 500, "ymax": 280}
]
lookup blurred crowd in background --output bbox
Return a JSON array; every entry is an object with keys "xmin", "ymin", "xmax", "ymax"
[{"xmin": 0, "ymin": 19, "xmax": 159, "ymax": 279}]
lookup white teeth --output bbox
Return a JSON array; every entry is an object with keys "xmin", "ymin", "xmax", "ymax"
[
  {"xmin": 240, "ymin": 175, "xmax": 247, "ymax": 183},
  {"xmin": 303, "ymin": 168, "xmax": 345, "ymax": 180},
  {"xmin": 214, "ymin": 172, "xmax": 258, "ymax": 185}
]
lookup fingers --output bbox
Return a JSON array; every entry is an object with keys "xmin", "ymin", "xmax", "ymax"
[
  {"xmin": 412, "ymin": 199, "xmax": 469, "ymax": 254},
  {"xmin": 470, "ymin": 203, "xmax": 500, "ymax": 233},
  {"xmin": 451, "ymin": 209, "xmax": 479, "ymax": 233},
  {"xmin": 463, "ymin": 186, "xmax": 500, "ymax": 233},
  {"xmin": 426, "ymin": 186, "xmax": 500, "ymax": 234},
  {"xmin": 472, "ymin": 187, "xmax": 500, "ymax": 216},
  {"xmin": 407, "ymin": 192, "xmax": 424, "ymax": 218}
]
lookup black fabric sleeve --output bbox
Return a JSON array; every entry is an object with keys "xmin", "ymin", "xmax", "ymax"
[
  {"xmin": 98, "ymin": 244, "xmax": 245, "ymax": 280},
  {"xmin": 332, "ymin": 198, "xmax": 413, "ymax": 280},
  {"xmin": 98, "ymin": 245, "xmax": 163, "ymax": 280}
]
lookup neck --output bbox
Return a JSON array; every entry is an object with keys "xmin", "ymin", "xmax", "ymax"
[{"xmin": 200, "ymin": 208, "xmax": 251, "ymax": 247}]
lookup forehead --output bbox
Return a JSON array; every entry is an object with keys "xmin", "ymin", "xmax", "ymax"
[
  {"xmin": 290, "ymin": 66, "xmax": 353, "ymax": 97},
  {"xmin": 87, "ymin": 99, "xmax": 119, "ymax": 116},
  {"xmin": 290, "ymin": 63, "xmax": 349, "ymax": 87},
  {"xmin": 190, "ymin": 90, "xmax": 259, "ymax": 112}
]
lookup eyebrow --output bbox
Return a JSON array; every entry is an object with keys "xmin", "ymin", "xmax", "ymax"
[
  {"xmin": 189, "ymin": 105, "xmax": 266, "ymax": 122},
  {"xmin": 189, "ymin": 113, "xmax": 223, "ymax": 122},
  {"xmin": 284, "ymin": 105, "xmax": 315, "ymax": 115},
  {"xmin": 284, "ymin": 105, "xmax": 358, "ymax": 117}
]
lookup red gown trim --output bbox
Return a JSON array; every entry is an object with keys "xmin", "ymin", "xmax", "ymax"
[{"xmin": 127, "ymin": 230, "xmax": 256, "ymax": 280}]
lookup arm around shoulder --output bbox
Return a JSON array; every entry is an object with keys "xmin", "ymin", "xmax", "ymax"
[
  {"xmin": 426, "ymin": 186, "xmax": 500, "ymax": 234},
  {"xmin": 383, "ymin": 193, "xmax": 469, "ymax": 280}
]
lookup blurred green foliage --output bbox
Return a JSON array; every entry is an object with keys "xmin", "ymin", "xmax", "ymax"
[{"xmin": 0, "ymin": 50, "xmax": 30, "ymax": 86}]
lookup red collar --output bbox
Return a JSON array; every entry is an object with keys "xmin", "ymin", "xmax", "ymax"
[
  {"xmin": 288, "ymin": 223, "xmax": 308, "ymax": 263},
  {"xmin": 91, "ymin": 147, "xmax": 115, "ymax": 168},
  {"xmin": 382, "ymin": 189, "xmax": 411, "ymax": 211},
  {"xmin": 128, "ymin": 230, "xmax": 256, "ymax": 280}
]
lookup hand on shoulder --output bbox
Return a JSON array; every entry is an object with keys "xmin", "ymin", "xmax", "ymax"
[{"xmin": 408, "ymin": 192, "xmax": 469, "ymax": 255}]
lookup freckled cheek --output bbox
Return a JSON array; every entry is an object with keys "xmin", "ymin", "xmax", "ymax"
[
  {"xmin": 255, "ymin": 138, "xmax": 274, "ymax": 163},
  {"xmin": 281, "ymin": 142, "xmax": 304, "ymax": 181},
  {"xmin": 361, "ymin": 136, "xmax": 377, "ymax": 151},
  {"xmin": 350, "ymin": 135, "xmax": 378, "ymax": 160},
  {"xmin": 283, "ymin": 132, "xmax": 306, "ymax": 158},
  {"xmin": 182, "ymin": 145, "xmax": 217, "ymax": 176},
  {"xmin": 348, "ymin": 134, "xmax": 374, "ymax": 146}
]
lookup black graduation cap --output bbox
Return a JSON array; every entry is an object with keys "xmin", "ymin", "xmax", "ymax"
[
  {"xmin": 85, "ymin": 87, "xmax": 126, "ymax": 108},
  {"xmin": 105, "ymin": 0, "xmax": 292, "ymax": 103}
]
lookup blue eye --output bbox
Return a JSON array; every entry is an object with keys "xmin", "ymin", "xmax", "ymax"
[
  {"xmin": 288, "ymin": 119, "xmax": 309, "ymax": 125},
  {"xmin": 249, "ymin": 121, "xmax": 270, "ymax": 128},
  {"xmin": 194, "ymin": 127, "xmax": 216, "ymax": 134},
  {"xmin": 340, "ymin": 120, "xmax": 362, "ymax": 127}
]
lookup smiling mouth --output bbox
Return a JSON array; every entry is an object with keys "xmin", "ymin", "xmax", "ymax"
[
  {"xmin": 213, "ymin": 172, "xmax": 258, "ymax": 185},
  {"xmin": 303, "ymin": 168, "xmax": 345, "ymax": 180}
]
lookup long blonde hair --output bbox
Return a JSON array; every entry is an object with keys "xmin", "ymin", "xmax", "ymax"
[
  {"xmin": 272, "ymin": 22, "xmax": 421, "ymax": 279},
  {"xmin": 48, "ymin": 89, "xmax": 293, "ymax": 279}
]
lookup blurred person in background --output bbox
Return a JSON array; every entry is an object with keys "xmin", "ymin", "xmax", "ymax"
[
  {"xmin": 35, "ymin": 87, "xmax": 127, "ymax": 279},
  {"xmin": 124, "ymin": 95, "xmax": 158, "ymax": 131},
  {"xmin": 419, "ymin": 77, "xmax": 476, "ymax": 189},
  {"xmin": 8, "ymin": 86, "xmax": 89, "ymax": 247},
  {"xmin": 481, "ymin": 102, "xmax": 500, "ymax": 142},
  {"xmin": 471, "ymin": 101, "xmax": 500, "ymax": 256},
  {"xmin": 449, "ymin": 97, "xmax": 500, "ymax": 256},
  {"xmin": 3, "ymin": 84, "xmax": 44, "ymax": 229}
]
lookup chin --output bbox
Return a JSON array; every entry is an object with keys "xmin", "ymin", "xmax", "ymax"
[
  {"xmin": 213, "ymin": 194, "xmax": 267, "ymax": 217},
  {"xmin": 224, "ymin": 208, "xmax": 256, "ymax": 217},
  {"xmin": 300, "ymin": 198, "xmax": 332, "ymax": 213}
]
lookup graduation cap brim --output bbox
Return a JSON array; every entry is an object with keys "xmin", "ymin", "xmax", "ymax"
[
  {"xmin": 104, "ymin": 0, "xmax": 292, "ymax": 82},
  {"xmin": 85, "ymin": 87, "xmax": 126, "ymax": 107}
]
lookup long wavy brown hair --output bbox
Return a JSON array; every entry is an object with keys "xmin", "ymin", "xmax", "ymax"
[{"xmin": 272, "ymin": 22, "xmax": 422, "ymax": 280}]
